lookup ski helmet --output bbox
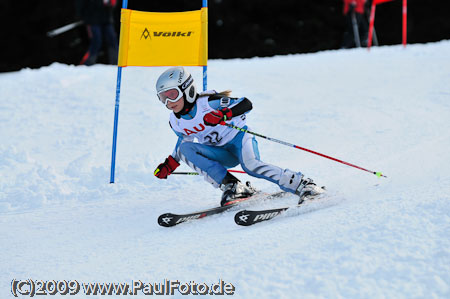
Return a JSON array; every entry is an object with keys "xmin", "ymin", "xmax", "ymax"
[{"xmin": 156, "ymin": 66, "xmax": 197, "ymax": 105}]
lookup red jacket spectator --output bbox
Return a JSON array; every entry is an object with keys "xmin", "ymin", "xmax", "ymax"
[{"xmin": 343, "ymin": 0, "xmax": 366, "ymax": 15}]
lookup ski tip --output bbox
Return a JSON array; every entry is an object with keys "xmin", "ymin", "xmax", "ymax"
[
  {"xmin": 158, "ymin": 213, "xmax": 176, "ymax": 227},
  {"xmin": 234, "ymin": 210, "xmax": 254, "ymax": 226}
]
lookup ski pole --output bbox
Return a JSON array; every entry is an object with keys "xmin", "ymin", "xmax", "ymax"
[
  {"xmin": 172, "ymin": 169, "xmax": 246, "ymax": 175},
  {"xmin": 223, "ymin": 123, "xmax": 387, "ymax": 178},
  {"xmin": 47, "ymin": 21, "xmax": 84, "ymax": 37},
  {"xmin": 172, "ymin": 172, "xmax": 200, "ymax": 175}
]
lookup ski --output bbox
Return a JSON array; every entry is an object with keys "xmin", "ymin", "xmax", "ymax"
[
  {"xmin": 234, "ymin": 206, "xmax": 292, "ymax": 226},
  {"xmin": 158, "ymin": 191, "xmax": 287, "ymax": 227},
  {"xmin": 235, "ymin": 192, "xmax": 326, "ymax": 226}
]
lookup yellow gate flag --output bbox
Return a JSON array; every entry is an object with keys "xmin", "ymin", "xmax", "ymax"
[{"xmin": 118, "ymin": 8, "xmax": 208, "ymax": 67}]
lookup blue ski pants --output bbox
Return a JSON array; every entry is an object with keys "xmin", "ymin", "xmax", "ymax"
[{"xmin": 178, "ymin": 129, "xmax": 303, "ymax": 193}]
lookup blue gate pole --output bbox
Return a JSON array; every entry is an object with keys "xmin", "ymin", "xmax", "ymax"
[
  {"xmin": 203, "ymin": 67, "xmax": 207, "ymax": 91},
  {"xmin": 110, "ymin": 0, "xmax": 129, "ymax": 183},
  {"xmin": 202, "ymin": 0, "xmax": 208, "ymax": 91}
]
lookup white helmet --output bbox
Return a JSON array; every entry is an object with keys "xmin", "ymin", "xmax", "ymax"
[{"xmin": 156, "ymin": 66, "xmax": 197, "ymax": 105}]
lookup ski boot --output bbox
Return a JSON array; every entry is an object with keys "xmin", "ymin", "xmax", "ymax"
[
  {"xmin": 295, "ymin": 178, "xmax": 325, "ymax": 204},
  {"xmin": 220, "ymin": 173, "xmax": 257, "ymax": 206}
]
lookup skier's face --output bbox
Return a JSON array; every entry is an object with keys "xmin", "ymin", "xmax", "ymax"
[{"xmin": 166, "ymin": 96, "xmax": 185, "ymax": 113}]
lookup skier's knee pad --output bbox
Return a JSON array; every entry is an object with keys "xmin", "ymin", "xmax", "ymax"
[
  {"xmin": 178, "ymin": 150, "xmax": 221, "ymax": 189},
  {"xmin": 278, "ymin": 169, "xmax": 303, "ymax": 193}
]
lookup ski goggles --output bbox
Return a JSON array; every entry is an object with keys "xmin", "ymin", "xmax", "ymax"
[
  {"xmin": 157, "ymin": 87, "xmax": 183, "ymax": 106},
  {"xmin": 157, "ymin": 74, "xmax": 194, "ymax": 106}
]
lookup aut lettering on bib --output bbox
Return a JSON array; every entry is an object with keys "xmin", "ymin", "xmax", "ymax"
[
  {"xmin": 184, "ymin": 124, "xmax": 205, "ymax": 135},
  {"xmin": 169, "ymin": 95, "xmax": 246, "ymax": 146}
]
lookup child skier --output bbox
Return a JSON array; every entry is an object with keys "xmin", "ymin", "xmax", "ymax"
[{"xmin": 154, "ymin": 66, "xmax": 324, "ymax": 206}]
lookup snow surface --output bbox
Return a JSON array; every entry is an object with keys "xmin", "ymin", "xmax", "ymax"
[{"xmin": 1, "ymin": 41, "xmax": 450, "ymax": 298}]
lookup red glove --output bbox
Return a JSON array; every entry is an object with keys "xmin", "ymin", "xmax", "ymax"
[
  {"xmin": 203, "ymin": 108, "xmax": 233, "ymax": 126},
  {"xmin": 154, "ymin": 156, "xmax": 180, "ymax": 179}
]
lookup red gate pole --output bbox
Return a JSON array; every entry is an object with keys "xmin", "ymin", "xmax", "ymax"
[
  {"xmin": 367, "ymin": 2, "xmax": 377, "ymax": 50},
  {"xmin": 402, "ymin": 0, "xmax": 407, "ymax": 47}
]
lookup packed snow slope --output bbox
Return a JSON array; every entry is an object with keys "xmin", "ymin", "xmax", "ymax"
[{"xmin": 1, "ymin": 41, "xmax": 450, "ymax": 298}]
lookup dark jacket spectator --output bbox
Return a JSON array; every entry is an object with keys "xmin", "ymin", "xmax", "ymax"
[{"xmin": 75, "ymin": 0, "xmax": 118, "ymax": 65}]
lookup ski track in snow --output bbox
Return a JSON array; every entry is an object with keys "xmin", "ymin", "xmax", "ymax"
[{"xmin": 1, "ymin": 41, "xmax": 450, "ymax": 298}]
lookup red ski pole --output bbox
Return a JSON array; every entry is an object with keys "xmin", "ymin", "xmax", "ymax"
[{"xmin": 224, "ymin": 123, "xmax": 387, "ymax": 178}]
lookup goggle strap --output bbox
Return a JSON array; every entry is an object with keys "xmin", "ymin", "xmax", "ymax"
[{"xmin": 180, "ymin": 74, "xmax": 193, "ymax": 92}]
